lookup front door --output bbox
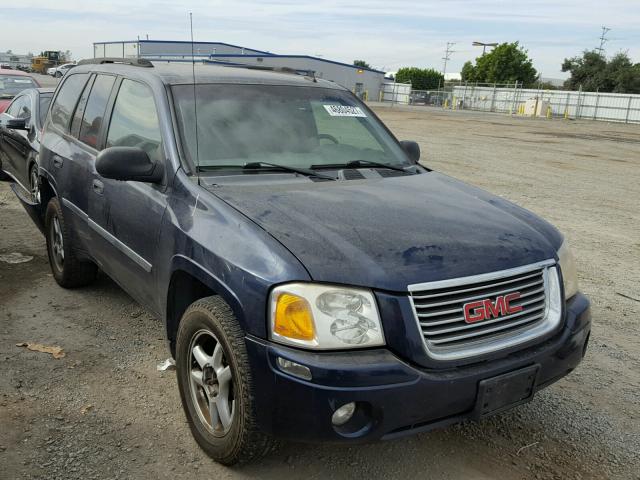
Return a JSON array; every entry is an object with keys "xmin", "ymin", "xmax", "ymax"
[{"xmin": 87, "ymin": 78, "xmax": 168, "ymax": 311}]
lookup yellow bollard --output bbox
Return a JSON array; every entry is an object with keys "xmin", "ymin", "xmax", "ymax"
[
  {"xmin": 364, "ymin": 90, "xmax": 368, "ymax": 102},
  {"xmin": 452, "ymin": 96, "xmax": 457, "ymax": 110},
  {"xmin": 546, "ymin": 106, "xmax": 552, "ymax": 119},
  {"xmin": 564, "ymin": 108, "xmax": 569, "ymax": 120},
  {"xmin": 443, "ymin": 99, "xmax": 449, "ymax": 109}
]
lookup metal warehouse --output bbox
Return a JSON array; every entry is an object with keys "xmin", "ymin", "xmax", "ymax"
[{"xmin": 93, "ymin": 40, "xmax": 386, "ymax": 100}]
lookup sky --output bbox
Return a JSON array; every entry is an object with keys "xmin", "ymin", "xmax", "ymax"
[{"xmin": 2, "ymin": 0, "xmax": 640, "ymax": 79}]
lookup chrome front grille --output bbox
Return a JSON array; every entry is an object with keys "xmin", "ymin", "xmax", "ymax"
[{"xmin": 408, "ymin": 260, "xmax": 563, "ymax": 361}]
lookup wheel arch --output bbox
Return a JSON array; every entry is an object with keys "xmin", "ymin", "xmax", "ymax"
[{"xmin": 165, "ymin": 255, "xmax": 246, "ymax": 358}]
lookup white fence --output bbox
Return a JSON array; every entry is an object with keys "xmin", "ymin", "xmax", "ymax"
[
  {"xmin": 381, "ymin": 82, "xmax": 411, "ymax": 104},
  {"xmin": 450, "ymin": 85, "xmax": 640, "ymax": 124}
]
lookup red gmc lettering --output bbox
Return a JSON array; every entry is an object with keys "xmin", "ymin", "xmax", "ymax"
[
  {"xmin": 463, "ymin": 292, "xmax": 523, "ymax": 323},
  {"xmin": 463, "ymin": 300, "xmax": 485, "ymax": 323}
]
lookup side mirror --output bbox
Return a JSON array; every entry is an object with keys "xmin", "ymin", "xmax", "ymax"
[
  {"xmin": 400, "ymin": 140, "xmax": 420, "ymax": 163},
  {"xmin": 96, "ymin": 146, "xmax": 163, "ymax": 183},
  {"xmin": 0, "ymin": 114, "xmax": 28, "ymax": 131}
]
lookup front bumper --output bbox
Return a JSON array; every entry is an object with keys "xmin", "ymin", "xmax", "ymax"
[{"xmin": 246, "ymin": 293, "xmax": 591, "ymax": 443}]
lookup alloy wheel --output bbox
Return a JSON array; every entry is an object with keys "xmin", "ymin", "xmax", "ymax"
[
  {"xmin": 188, "ymin": 330, "xmax": 235, "ymax": 436},
  {"xmin": 51, "ymin": 215, "xmax": 64, "ymax": 270}
]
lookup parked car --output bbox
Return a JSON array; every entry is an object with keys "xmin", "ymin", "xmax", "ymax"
[
  {"xmin": 7, "ymin": 59, "xmax": 591, "ymax": 466},
  {"xmin": 47, "ymin": 63, "xmax": 76, "ymax": 78},
  {"xmin": 0, "ymin": 68, "xmax": 41, "ymax": 113},
  {"xmin": 0, "ymin": 88, "xmax": 54, "ymax": 199}
]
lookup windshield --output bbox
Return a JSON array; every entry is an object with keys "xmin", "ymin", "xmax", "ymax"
[
  {"xmin": 172, "ymin": 84, "xmax": 409, "ymax": 171},
  {"xmin": 0, "ymin": 75, "xmax": 37, "ymax": 98}
]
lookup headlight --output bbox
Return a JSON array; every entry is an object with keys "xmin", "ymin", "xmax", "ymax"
[
  {"xmin": 269, "ymin": 283, "xmax": 385, "ymax": 350},
  {"xmin": 558, "ymin": 239, "xmax": 579, "ymax": 299}
]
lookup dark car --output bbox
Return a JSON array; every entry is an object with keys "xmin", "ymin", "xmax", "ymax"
[
  {"xmin": 0, "ymin": 88, "xmax": 54, "ymax": 199},
  {"xmin": 0, "ymin": 68, "xmax": 41, "ymax": 113},
  {"xmin": 6, "ymin": 58, "xmax": 591, "ymax": 465}
]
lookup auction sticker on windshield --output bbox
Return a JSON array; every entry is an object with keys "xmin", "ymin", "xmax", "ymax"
[{"xmin": 323, "ymin": 105, "xmax": 367, "ymax": 117}]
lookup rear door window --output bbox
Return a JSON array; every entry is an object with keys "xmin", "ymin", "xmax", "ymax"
[
  {"xmin": 106, "ymin": 79, "xmax": 162, "ymax": 163},
  {"xmin": 50, "ymin": 73, "xmax": 90, "ymax": 132},
  {"xmin": 38, "ymin": 94, "xmax": 52, "ymax": 126},
  {"xmin": 77, "ymin": 75, "xmax": 116, "ymax": 148}
]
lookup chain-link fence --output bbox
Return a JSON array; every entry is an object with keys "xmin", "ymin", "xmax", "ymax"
[{"xmin": 403, "ymin": 81, "xmax": 640, "ymax": 124}]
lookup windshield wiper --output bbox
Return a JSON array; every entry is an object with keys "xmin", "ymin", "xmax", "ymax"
[
  {"xmin": 242, "ymin": 161, "xmax": 336, "ymax": 180},
  {"xmin": 312, "ymin": 160, "xmax": 415, "ymax": 174}
]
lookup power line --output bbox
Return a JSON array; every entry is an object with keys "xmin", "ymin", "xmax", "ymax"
[
  {"xmin": 442, "ymin": 42, "xmax": 456, "ymax": 76},
  {"xmin": 596, "ymin": 26, "xmax": 611, "ymax": 56}
]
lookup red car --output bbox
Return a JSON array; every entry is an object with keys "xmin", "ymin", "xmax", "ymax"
[{"xmin": 0, "ymin": 68, "xmax": 40, "ymax": 113}]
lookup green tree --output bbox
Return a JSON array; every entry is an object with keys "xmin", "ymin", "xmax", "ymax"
[
  {"xmin": 563, "ymin": 51, "xmax": 640, "ymax": 93},
  {"xmin": 460, "ymin": 42, "xmax": 537, "ymax": 86},
  {"xmin": 395, "ymin": 67, "xmax": 444, "ymax": 90},
  {"xmin": 461, "ymin": 61, "xmax": 476, "ymax": 82},
  {"xmin": 353, "ymin": 60, "xmax": 371, "ymax": 69}
]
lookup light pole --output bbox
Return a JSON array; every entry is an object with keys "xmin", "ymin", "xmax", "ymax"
[{"xmin": 472, "ymin": 41, "xmax": 498, "ymax": 55}]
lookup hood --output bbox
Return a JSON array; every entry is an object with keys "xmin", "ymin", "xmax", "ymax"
[
  {"xmin": 0, "ymin": 99, "xmax": 11, "ymax": 113},
  {"xmin": 210, "ymin": 172, "xmax": 562, "ymax": 292}
]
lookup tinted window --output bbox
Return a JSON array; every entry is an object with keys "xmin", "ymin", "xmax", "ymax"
[
  {"xmin": 106, "ymin": 79, "xmax": 162, "ymax": 163},
  {"xmin": 6, "ymin": 95, "xmax": 30, "ymax": 119},
  {"xmin": 38, "ymin": 94, "xmax": 52, "ymax": 126},
  {"xmin": 0, "ymin": 75, "xmax": 37, "ymax": 96},
  {"xmin": 78, "ymin": 75, "xmax": 116, "ymax": 148},
  {"xmin": 50, "ymin": 73, "xmax": 89, "ymax": 131}
]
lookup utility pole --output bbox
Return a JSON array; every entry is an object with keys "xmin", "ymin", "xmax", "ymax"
[
  {"xmin": 442, "ymin": 42, "xmax": 455, "ymax": 76},
  {"xmin": 596, "ymin": 26, "xmax": 610, "ymax": 56}
]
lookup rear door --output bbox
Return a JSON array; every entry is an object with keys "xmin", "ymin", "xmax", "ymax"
[
  {"xmin": 88, "ymin": 77, "xmax": 168, "ymax": 309},
  {"xmin": 40, "ymin": 72, "xmax": 92, "ymax": 243}
]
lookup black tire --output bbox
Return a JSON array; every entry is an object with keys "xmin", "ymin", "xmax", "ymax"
[
  {"xmin": 45, "ymin": 197, "xmax": 97, "ymax": 288},
  {"xmin": 176, "ymin": 296, "xmax": 274, "ymax": 465},
  {"xmin": 55, "ymin": 71, "xmax": 62, "ymax": 78}
]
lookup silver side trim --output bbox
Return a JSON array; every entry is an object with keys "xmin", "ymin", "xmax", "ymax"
[
  {"xmin": 61, "ymin": 197, "xmax": 152, "ymax": 273},
  {"xmin": 62, "ymin": 197, "xmax": 88, "ymax": 220},
  {"xmin": 408, "ymin": 260, "xmax": 563, "ymax": 361}
]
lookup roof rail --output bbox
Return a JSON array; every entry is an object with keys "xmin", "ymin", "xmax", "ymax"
[
  {"xmin": 77, "ymin": 58, "xmax": 153, "ymax": 68},
  {"xmin": 219, "ymin": 64, "xmax": 317, "ymax": 82}
]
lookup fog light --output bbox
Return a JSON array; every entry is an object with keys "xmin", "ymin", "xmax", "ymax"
[
  {"xmin": 276, "ymin": 357, "xmax": 312, "ymax": 380},
  {"xmin": 332, "ymin": 402, "xmax": 356, "ymax": 426}
]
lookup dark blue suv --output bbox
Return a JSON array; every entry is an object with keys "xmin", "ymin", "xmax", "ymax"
[{"xmin": 11, "ymin": 58, "xmax": 591, "ymax": 465}]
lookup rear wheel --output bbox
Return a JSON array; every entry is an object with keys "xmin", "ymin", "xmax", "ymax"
[
  {"xmin": 29, "ymin": 163, "xmax": 40, "ymax": 204},
  {"xmin": 176, "ymin": 296, "xmax": 274, "ymax": 465},
  {"xmin": 54, "ymin": 71, "xmax": 62, "ymax": 78},
  {"xmin": 45, "ymin": 198, "xmax": 97, "ymax": 288}
]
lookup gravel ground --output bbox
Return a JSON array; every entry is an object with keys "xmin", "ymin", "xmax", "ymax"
[{"xmin": 1, "ymin": 107, "xmax": 639, "ymax": 479}]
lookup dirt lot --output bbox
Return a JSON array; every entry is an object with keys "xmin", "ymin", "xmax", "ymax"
[{"xmin": 1, "ymin": 107, "xmax": 639, "ymax": 479}]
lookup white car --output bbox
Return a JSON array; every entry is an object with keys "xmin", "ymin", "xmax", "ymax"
[{"xmin": 47, "ymin": 63, "xmax": 76, "ymax": 78}]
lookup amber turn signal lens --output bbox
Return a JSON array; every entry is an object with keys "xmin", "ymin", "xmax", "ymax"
[{"xmin": 273, "ymin": 293, "xmax": 315, "ymax": 341}]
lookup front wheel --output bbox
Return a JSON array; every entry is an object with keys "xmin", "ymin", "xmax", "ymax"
[
  {"xmin": 45, "ymin": 198, "xmax": 97, "ymax": 288},
  {"xmin": 54, "ymin": 71, "xmax": 62, "ymax": 78},
  {"xmin": 176, "ymin": 296, "xmax": 274, "ymax": 465}
]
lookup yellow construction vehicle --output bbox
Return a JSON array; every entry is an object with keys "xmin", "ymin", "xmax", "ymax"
[{"xmin": 31, "ymin": 51, "xmax": 64, "ymax": 74}]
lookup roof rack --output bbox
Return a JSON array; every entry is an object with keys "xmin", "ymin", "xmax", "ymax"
[
  {"xmin": 77, "ymin": 58, "xmax": 153, "ymax": 68},
  {"xmin": 219, "ymin": 64, "xmax": 317, "ymax": 82}
]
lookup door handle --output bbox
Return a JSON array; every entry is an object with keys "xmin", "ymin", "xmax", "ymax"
[
  {"xmin": 53, "ymin": 155, "xmax": 63, "ymax": 168},
  {"xmin": 92, "ymin": 179, "xmax": 104, "ymax": 195}
]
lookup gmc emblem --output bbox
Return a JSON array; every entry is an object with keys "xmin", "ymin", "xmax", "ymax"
[{"xmin": 463, "ymin": 292, "xmax": 523, "ymax": 324}]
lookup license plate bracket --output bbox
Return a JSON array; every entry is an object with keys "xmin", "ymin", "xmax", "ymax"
[{"xmin": 473, "ymin": 364, "xmax": 540, "ymax": 419}]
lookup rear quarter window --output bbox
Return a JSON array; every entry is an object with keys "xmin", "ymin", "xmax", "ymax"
[{"xmin": 50, "ymin": 73, "xmax": 90, "ymax": 132}]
